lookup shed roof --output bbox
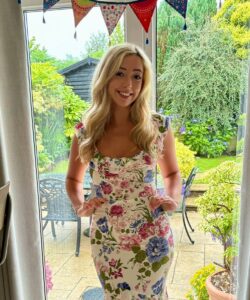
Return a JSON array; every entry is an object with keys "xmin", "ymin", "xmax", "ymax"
[{"xmin": 59, "ymin": 57, "xmax": 99, "ymax": 75}]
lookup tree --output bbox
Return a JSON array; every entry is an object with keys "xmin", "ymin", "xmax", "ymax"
[
  {"xmin": 158, "ymin": 22, "xmax": 242, "ymax": 128},
  {"xmin": 214, "ymin": 0, "xmax": 250, "ymax": 59},
  {"xmin": 29, "ymin": 37, "xmax": 79, "ymax": 70},
  {"xmin": 31, "ymin": 61, "xmax": 88, "ymax": 171},
  {"xmin": 83, "ymin": 21, "xmax": 124, "ymax": 59},
  {"xmin": 157, "ymin": 0, "xmax": 217, "ymax": 75}
]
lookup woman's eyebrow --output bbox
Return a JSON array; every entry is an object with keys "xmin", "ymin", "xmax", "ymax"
[{"xmin": 120, "ymin": 67, "xmax": 143, "ymax": 73}]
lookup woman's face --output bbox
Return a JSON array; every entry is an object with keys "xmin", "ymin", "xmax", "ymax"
[{"xmin": 107, "ymin": 54, "xmax": 144, "ymax": 109}]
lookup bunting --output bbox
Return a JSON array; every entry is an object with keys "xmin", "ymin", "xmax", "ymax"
[
  {"xmin": 41, "ymin": 0, "xmax": 189, "ymax": 37},
  {"xmin": 130, "ymin": 0, "xmax": 157, "ymax": 33},
  {"xmin": 71, "ymin": 0, "xmax": 96, "ymax": 27},
  {"xmin": 165, "ymin": 0, "xmax": 188, "ymax": 18},
  {"xmin": 91, "ymin": 0, "xmax": 142, "ymax": 4},
  {"xmin": 99, "ymin": 4, "xmax": 126, "ymax": 35},
  {"xmin": 43, "ymin": 0, "xmax": 60, "ymax": 11}
]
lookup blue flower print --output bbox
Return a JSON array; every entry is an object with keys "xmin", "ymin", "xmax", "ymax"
[
  {"xmin": 138, "ymin": 294, "xmax": 146, "ymax": 299},
  {"xmin": 89, "ymin": 161, "xmax": 95, "ymax": 169},
  {"xmin": 143, "ymin": 170, "xmax": 153, "ymax": 183},
  {"xmin": 146, "ymin": 237, "xmax": 169, "ymax": 263},
  {"xmin": 97, "ymin": 217, "xmax": 108, "ymax": 233},
  {"xmin": 117, "ymin": 282, "xmax": 131, "ymax": 290},
  {"xmin": 152, "ymin": 277, "xmax": 164, "ymax": 295},
  {"xmin": 152, "ymin": 206, "xmax": 164, "ymax": 218},
  {"xmin": 94, "ymin": 185, "xmax": 103, "ymax": 198}
]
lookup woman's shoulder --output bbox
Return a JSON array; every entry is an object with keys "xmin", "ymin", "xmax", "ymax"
[
  {"xmin": 75, "ymin": 121, "xmax": 86, "ymax": 143},
  {"xmin": 151, "ymin": 112, "xmax": 170, "ymax": 132}
]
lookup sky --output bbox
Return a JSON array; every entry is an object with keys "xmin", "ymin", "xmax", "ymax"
[{"xmin": 26, "ymin": 8, "xmax": 109, "ymax": 60}]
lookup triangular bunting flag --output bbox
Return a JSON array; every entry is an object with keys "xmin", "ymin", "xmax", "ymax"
[
  {"xmin": 43, "ymin": 0, "xmax": 60, "ymax": 11},
  {"xmin": 165, "ymin": 0, "xmax": 188, "ymax": 18},
  {"xmin": 71, "ymin": 0, "xmax": 96, "ymax": 27},
  {"xmin": 130, "ymin": 0, "xmax": 157, "ymax": 33},
  {"xmin": 91, "ymin": 0, "xmax": 141, "ymax": 4},
  {"xmin": 99, "ymin": 4, "xmax": 126, "ymax": 35}
]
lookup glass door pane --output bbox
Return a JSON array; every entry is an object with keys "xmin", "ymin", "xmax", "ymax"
[{"xmin": 25, "ymin": 8, "xmax": 124, "ymax": 298}]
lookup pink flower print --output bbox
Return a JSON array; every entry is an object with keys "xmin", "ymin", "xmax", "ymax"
[
  {"xmin": 109, "ymin": 258, "xmax": 117, "ymax": 268},
  {"xmin": 120, "ymin": 180, "xmax": 129, "ymax": 189},
  {"xmin": 155, "ymin": 215, "xmax": 170, "ymax": 237},
  {"xmin": 104, "ymin": 170, "xmax": 118, "ymax": 179},
  {"xmin": 139, "ymin": 185, "xmax": 154, "ymax": 197},
  {"xmin": 110, "ymin": 205, "xmax": 124, "ymax": 217},
  {"xmin": 139, "ymin": 191, "xmax": 147, "ymax": 197},
  {"xmin": 111, "ymin": 268, "xmax": 123, "ymax": 279},
  {"xmin": 144, "ymin": 186, "xmax": 154, "ymax": 196},
  {"xmin": 75, "ymin": 122, "xmax": 84, "ymax": 130},
  {"xmin": 119, "ymin": 235, "xmax": 142, "ymax": 251},
  {"xmin": 143, "ymin": 154, "xmax": 152, "ymax": 165},
  {"xmin": 100, "ymin": 182, "xmax": 112, "ymax": 194},
  {"xmin": 138, "ymin": 223, "xmax": 155, "ymax": 239},
  {"xmin": 168, "ymin": 235, "xmax": 174, "ymax": 247}
]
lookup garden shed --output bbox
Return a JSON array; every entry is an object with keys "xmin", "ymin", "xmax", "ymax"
[{"xmin": 59, "ymin": 57, "xmax": 99, "ymax": 102}]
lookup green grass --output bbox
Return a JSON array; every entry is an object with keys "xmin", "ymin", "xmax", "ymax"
[
  {"xmin": 50, "ymin": 160, "xmax": 68, "ymax": 174},
  {"xmin": 195, "ymin": 155, "xmax": 237, "ymax": 173}
]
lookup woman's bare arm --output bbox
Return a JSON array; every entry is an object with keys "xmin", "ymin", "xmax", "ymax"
[
  {"xmin": 66, "ymin": 135, "xmax": 89, "ymax": 210},
  {"xmin": 157, "ymin": 127, "xmax": 182, "ymax": 210}
]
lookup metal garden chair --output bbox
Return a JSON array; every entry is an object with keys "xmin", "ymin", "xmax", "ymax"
[
  {"xmin": 39, "ymin": 178, "xmax": 82, "ymax": 256},
  {"xmin": 181, "ymin": 167, "xmax": 198, "ymax": 244}
]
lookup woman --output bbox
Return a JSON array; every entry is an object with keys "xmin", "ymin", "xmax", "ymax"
[{"xmin": 66, "ymin": 43, "xmax": 181, "ymax": 300}]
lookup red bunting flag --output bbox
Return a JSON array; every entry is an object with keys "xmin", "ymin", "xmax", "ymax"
[
  {"xmin": 130, "ymin": 0, "xmax": 157, "ymax": 33},
  {"xmin": 99, "ymin": 4, "xmax": 126, "ymax": 35},
  {"xmin": 71, "ymin": 0, "xmax": 96, "ymax": 27}
]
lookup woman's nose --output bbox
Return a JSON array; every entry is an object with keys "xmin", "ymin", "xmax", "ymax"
[{"xmin": 122, "ymin": 76, "xmax": 132, "ymax": 88}]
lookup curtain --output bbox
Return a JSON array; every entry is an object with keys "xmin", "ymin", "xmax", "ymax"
[
  {"xmin": 237, "ymin": 69, "xmax": 250, "ymax": 299},
  {"xmin": 0, "ymin": 1, "xmax": 45, "ymax": 299}
]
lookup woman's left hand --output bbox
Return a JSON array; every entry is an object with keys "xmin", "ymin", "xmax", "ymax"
[{"xmin": 149, "ymin": 195, "xmax": 178, "ymax": 212}]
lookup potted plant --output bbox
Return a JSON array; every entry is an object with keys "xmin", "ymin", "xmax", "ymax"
[
  {"xmin": 196, "ymin": 161, "xmax": 241, "ymax": 300},
  {"xmin": 186, "ymin": 263, "xmax": 216, "ymax": 300}
]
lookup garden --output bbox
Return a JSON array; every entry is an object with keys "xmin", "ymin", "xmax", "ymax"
[{"xmin": 29, "ymin": 0, "xmax": 249, "ymax": 298}]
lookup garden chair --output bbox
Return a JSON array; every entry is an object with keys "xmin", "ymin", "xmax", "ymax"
[
  {"xmin": 181, "ymin": 167, "xmax": 198, "ymax": 244},
  {"xmin": 39, "ymin": 178, "xmax": 82, "ymax": 256}
]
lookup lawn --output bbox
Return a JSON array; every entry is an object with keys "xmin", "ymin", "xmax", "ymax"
[{"xmin": 195, "ymin": 155, "xmax": 237, "ymax": 173}]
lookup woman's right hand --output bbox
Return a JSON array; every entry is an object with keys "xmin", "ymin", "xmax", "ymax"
[{"xmin": 75, "ymin": 197, "xmax": 107, "ymax": 217}]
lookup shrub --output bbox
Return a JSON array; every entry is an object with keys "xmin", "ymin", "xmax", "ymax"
[
  {"xmin": 177, "ymin": 120, "xmax": 235, "ymax": 158},
  {"xmin": 186, "ymin": 263, "xmax": 216, "ymax": 300},
  {"xmin": 175, "ymin": 138, "xmax": 196, "ymax": 178},
  {"xmin": 196, "ymin": 161, "xmax": 241, "ymax": 271}
]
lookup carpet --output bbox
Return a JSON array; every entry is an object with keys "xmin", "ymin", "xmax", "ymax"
[{"xmin": 81, "ymin": 287, "xmax": 104, "ymax": 300}]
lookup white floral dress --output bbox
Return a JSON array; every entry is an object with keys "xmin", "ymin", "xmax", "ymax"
[{"xmin": 76, "ymin": 114, "xmax": 174, "ymax": 300}]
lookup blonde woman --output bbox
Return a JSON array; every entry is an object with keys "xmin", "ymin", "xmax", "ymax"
[{"xmin": 66, "ymin": 43, "xmax": 181, "ymax": 300}]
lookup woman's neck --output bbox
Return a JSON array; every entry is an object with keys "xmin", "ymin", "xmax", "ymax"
[{"xmin": 110, "ymin": 106, "xmax": 131, "ymax": 126}]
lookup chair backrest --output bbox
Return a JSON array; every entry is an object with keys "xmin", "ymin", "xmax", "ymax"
[
  {"xmin": 39, "ymin": 178, "xmax": 78, "ymax": 222},
  {"xmin": 183, "ymin": 167, "xmax": 198, "ymax": 199}
]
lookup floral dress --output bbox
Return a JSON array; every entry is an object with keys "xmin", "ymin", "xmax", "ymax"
[{"xmin": 76, "ymin": 114, "xmax": 174, "ymax": 300}]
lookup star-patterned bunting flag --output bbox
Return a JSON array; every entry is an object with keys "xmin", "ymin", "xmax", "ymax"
[
  {"xmin": 130, "ymin": 0, "xmax": 157, "ymax": 33},
  {"xmin": 99, "ymin": 4, "xmax": 126, "ymax": 35},
  {"xmin": 43, "ymin": 0, "xmax": 60, "ymax": 11},
  {"xmin": 165, "ymin": 0, "xmax": 188, "ymax": 18},
  {"xmin": 71, "ymin": 0, "xmax": 96, "ymax": 27}
]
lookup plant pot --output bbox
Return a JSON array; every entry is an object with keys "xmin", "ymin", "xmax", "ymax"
[{"xmin": 206, "ymin": 270, "xmax": 236, "ymax": 300}]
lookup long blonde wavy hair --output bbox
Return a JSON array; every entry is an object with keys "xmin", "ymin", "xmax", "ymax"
[{"xmin": 79, "ymin": 43, "xmax": 158, "ymax": 162}]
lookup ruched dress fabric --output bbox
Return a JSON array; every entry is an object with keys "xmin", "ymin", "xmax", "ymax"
[{"xmin": 76, "ymin": 114, "xmax": 174, "ymax": 300}]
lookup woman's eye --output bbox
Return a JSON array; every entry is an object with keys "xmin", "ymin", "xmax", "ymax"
[
  {"xmin": 115, "ymin": 71, "xmax": 124, "ymax": 77},
  {"xmin": 134, "ymin": 74, "xmax": 142, "ymax": 80}
]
